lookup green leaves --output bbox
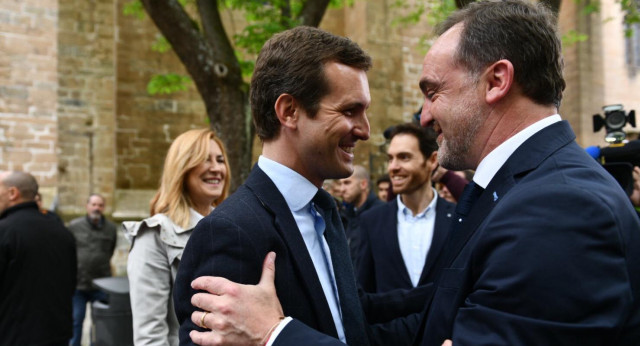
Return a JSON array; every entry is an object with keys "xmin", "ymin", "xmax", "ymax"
[
  {"xmin": 562, "ymin": 29, "xmax": 588, "ymax": 45},
  {"xmin": 123, "ymin": 0, "xmax": 145, "ymax": 20},
  {"xmin": 147, "ymin": 74, "xmax": 193, "ymax": 95},
  {"xmin": 151, "ymin": 35, "xmax": 172, "ymax": 53}
]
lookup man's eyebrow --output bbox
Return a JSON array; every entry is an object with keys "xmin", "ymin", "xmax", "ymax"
[
  {"xmin": 340, "ymin": 101, "xmax": 370, "ymax": 110},
  {"xmin": 419, "ymin": 79, "xmax": 434, "ymax": 93}
]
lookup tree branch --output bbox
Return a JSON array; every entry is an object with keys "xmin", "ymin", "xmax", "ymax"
[
  {"xmin": 280, "ymin": 0, "xmax": 292, "ymax": 27},
  {"xmin": 197, "ymin": 0, "xmax": 242, "ymax": 78},
  {"xmin": 140, "ymin": 0, "xmax": 217, "ymax": 93},
  {"xmin": 299, "ymin": 0, "xmax": 332, "ymax": 27}
]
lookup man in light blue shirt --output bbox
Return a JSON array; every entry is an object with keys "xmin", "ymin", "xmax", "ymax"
[
  {"xmin": 357, "ymin": 123, "xmax": 455, "ymax": 293},
  {"xmin": 181, "ymin": 1, "xmax": 640, "ymax": 345},
  {"xmin": 174, "ymin": 26, "xmax": 372, "ymax": 346}
]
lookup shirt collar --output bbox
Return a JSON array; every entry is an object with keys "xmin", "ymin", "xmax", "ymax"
[
  {"xmin": 474, "ymin": 114, "xmax": 561, "ymax": 188},
  {"xmin": 396, "ymin": 187, "xmax": 439, "ymax": 219},
  {"xmin": 258, "ymin": 155, "xmax": 318, "ymax": 212},
  {"xmin": 187, "ymin": 207, "xmax": 211, "ymax": 230}
]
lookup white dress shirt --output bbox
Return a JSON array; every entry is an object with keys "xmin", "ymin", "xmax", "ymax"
[
  {"xmin": 396, "ymin": 189, "xmax": 438, "ymax": 287},
  {"xmin": 474, "ymin": 115, "xmax": 561, "ymax": 188},
  {"xmin": 258, "ymin": 156, "xmax": 346, "ymax": 343}
]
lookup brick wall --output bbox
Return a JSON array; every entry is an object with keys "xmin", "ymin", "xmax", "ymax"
[
  {"xmin": 2, "ymin": 0, "xmax": 639, "ymax": 219},
  {"xmin": 559, "ymin": 0, "xmax": 640, "ymax": 147},
  {"xmin": 57, "ymin": 0, "xmax": 116, "ymax": 215},
  {"xmin": 114, "ymin": 0, "xmax": 207, "ymax": 193},
  {"xmin": 0, "ymin": 0, "xmax": 58, "ymax": 204}
]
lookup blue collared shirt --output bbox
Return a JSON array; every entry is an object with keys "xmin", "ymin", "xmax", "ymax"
[{"xmin": 258, "ymin": 156, "xmax": 346, "ymax": 343}]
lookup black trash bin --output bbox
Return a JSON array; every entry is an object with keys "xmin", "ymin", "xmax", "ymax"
[{"xmin": 91, "ymin": 277, "xmax": 134, "ymax": 346}]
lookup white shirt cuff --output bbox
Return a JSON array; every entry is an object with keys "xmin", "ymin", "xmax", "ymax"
[{"xmin": 265, "ymin": 316, "xmax": 293, "ymax": 346}]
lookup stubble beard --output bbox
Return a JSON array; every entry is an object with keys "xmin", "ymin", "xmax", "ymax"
[{"xmin": 437, "ymin": 100, "xmax": 484, "ymax": 171}]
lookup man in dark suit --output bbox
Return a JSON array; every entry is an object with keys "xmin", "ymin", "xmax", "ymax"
[
  {"xmin": 173, "ymin": 26, "xmax": 373, "ymax": 345},
  {"xmin": 184, "ymin": 1, "xmax": 640, "ymax": 345},
  {"xmin": 0, "ymin": 171, "xmax": 77, "ymax": 346},
  {"xmin": 338, "ymin": 165, "xmax": 383, "ymax": 266},
  {"xmin": 357, "ymin": 123, "xmax": 454, "ymax": 295}
]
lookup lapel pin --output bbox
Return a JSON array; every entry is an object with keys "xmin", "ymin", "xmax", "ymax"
[{"xmin": 493, "ymin": 191, "xmax": 499, "ymax": 202}]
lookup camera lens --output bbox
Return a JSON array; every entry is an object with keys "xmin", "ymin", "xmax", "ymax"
[{"xmin": 605, "ymin": 111, "xmax": 626, "ymax": 130}]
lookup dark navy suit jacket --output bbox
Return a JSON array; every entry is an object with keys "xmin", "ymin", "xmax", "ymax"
[
  {"xmin": 174, "ymin": 166, "xmax": 355, "ymax": 344},
  {"xmin": 271, "ymin": 121, "xmax": 640, "ymax": 346},
  {"xmin": 356, "ymin": 196, "xmax": 455, "ymax": 294}
]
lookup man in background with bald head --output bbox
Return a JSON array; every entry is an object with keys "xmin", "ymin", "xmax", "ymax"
[
  {"xmin": 338, "ymin": 165, "xmax": 382, "ymax": 265},
  {"xmin": 0, "ymin": 171, "xmax": 77, "ymax": 345}
]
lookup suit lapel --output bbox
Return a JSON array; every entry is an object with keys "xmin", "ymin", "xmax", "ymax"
[
  {"xmin": 244, "ymin": 166, "xmax": 338, "ymax": 337},
  {"xmin": 414, "ymin": 121, "xmax": 578, "ymax": 345},
  {"xmin": 380, "ymin": 200, "xmax": 414, "ymax": 287},
  {"xmin": 442, "ymin": 121, "xmax": 577, "ymax": 269},
  {"xmin": 374, "ymin": 200, "xmax": 411, "ymax": 285},
  {"xmin": 419, "ymin": 197, "xmax": 455, "ymax": 285}
]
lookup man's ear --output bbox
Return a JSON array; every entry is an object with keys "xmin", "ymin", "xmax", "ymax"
[
  {"xmin": 274, "ymin": 93, "xmax": 299, "ymax": 130},
  {"xmin": 426, "ymin": 151, "xmax": 438, "ymax": 172},
  {"xmin": 359, "ymin": 179, "xmax": 368, "ymax": 191},
  {"xmin": 483, "ymin": 59, "xmax": 514, "ymax": 105},
  {"xmin": 7, "ymin": 186, "xmax": 20, "ymax": 202}
]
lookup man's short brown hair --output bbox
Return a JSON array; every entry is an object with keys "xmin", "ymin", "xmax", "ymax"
[{"xmin": 250, "ymin": 26, "xmax": 372, "ymax": 140}]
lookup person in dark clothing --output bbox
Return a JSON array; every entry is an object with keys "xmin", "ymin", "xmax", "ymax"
[
  {"xmin": 375, "ymin": 174, "xmax": 391, "ymax": 202},
  {"xmin": 0, "ymin": 171, "xmax": 77, "ymax": 346},
  {"xmin": 67, "ymin": 193, "xmax": 117, "ymax": 346},
  {"xmin": 338, "ymin": 165, "xmax": 383, "ymax": 266}
]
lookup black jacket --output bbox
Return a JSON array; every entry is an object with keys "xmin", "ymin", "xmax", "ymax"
[{"xmin": 0, "ymin": 202, "xmax": 77, "ymax": 345}]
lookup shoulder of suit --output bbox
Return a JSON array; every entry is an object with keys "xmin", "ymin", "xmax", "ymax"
[
  {"xmin": 435, "ymin": 196, "xmax": 456, "ymax": 210},
  {"xmin": 360, "ymin": 200, "xmax": 395, "ymax": 220}
]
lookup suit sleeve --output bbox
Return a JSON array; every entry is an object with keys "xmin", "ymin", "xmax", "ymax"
[
  {"xmin": 450, "ymin": 184, "xmax": 635, "ymax": 345},
  {"xmin": 173, "ymin": 211, "xmax": 262, "ymax": 346},
  {"xmin": 355, "ymin": 215, "xmax": 376, "ymax": 293},
  {"xmin": 273, "ymin": 319, "xmax": 344, "ymax": 346}
]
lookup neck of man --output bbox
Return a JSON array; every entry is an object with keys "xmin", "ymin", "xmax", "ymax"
[
  {"xmin": 473, "ymin": 96, "xmax": 558, "ymax": 169},
  {"xmin": 262, "ymin": 139, "xmax": 323, "ymax": 188},
  {"xmin": 400, "ymin": 181, "xmax": 434, "ymax": 217},
  {"xmin": 88, "ymin": 214, "xmax": 101, "ymax": 225},
  {"xmin": 354, "ymin": 191, "xmax": 368, "ymax": 209}
]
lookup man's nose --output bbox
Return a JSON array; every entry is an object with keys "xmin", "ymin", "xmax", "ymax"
[
  {"xmin": 420, "ymin": 104, "xmax": 433, "ymax": 128},
  {"xmin": 388, "ymin": 158, "xmax": 398, "ymax": 172},
  {"xmin": 353, "ymin": 112, "xmax": 370, "ymax": 141}
]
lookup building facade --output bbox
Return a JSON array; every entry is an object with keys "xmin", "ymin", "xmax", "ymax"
[{"xmin": 1, "ymin": 0, "xmax": 638, "ymax": 222}]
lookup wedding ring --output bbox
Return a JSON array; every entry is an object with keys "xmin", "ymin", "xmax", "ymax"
[{"xmin": 200, "ymin": 311, "xmax": 209, "ymax": 329}]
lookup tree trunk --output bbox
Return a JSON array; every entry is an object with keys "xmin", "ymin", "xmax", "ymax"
[
  {"xmin": 139, "ymin": 0, "xmax": 335, "ymax": 190},
  {"xmin": 140, "ymin": 0, "xmax": 252, "ymax": 191}
]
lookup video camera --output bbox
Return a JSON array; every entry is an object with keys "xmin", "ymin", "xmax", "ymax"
[{"xmin": 587, "ymin": 104, "xmax": 638, "ymax": 196}]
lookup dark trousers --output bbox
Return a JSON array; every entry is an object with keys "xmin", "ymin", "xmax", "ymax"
[{"xmin": 70, "ymin": 289, "xmax": 107, "ymax": 346}]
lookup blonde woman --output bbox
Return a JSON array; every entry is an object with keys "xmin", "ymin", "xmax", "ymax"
[{"xmin": 123, "ymin": 128, "xmax": 230, "ymax": 346}]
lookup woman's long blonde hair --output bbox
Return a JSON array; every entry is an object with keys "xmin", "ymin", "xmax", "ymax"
[{"xmin": 150, "ymin": 128, "xmax": 231, "ymax": 229}]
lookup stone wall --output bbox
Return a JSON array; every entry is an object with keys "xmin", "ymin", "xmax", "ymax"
[
  {"xmin": 2, "ymin": 0, "xmax": 639, "ymax": 218},
  {"xmin": 0, "ymin": 0, "xmax": 58, "ymax": 206},
  {"xmin": 57, "ymin": 0, "xmax": 116, "ymax": 215},
  {"xmin": 114, "ymin": 0, "xmax": 207, "ymax": 193},
  {"xmin": 558, "ymin": 0, "xmax": 640, "ymax": 147}
]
